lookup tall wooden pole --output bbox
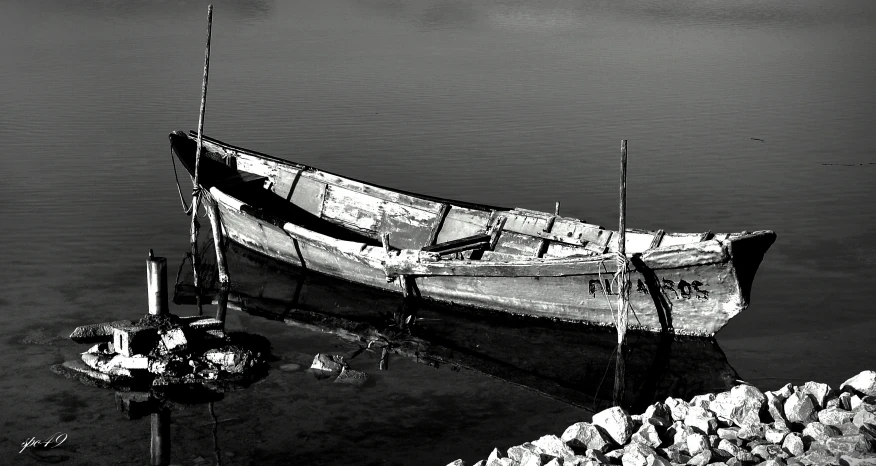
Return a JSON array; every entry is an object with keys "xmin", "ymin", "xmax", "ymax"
[
  {"xmin": 189, "ymin": 4, "xmax": 213, "ymax": 315},
  {"xmin": 617, "ymin": 140, "xmax": 628, "ymax": 345}
]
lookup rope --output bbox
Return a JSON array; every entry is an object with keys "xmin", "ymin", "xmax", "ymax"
[
  {"xmin": 596, "ymin": 252, "xmax": 642, "ymax": 329},
  {"xmin": 171, "ymin": 145, "xmax": 196, "ymax": 215}
]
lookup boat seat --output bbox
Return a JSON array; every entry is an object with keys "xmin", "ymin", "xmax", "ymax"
[{"xmin": 421, "ymin": 233, "xmax": 491, "ymax": 256}]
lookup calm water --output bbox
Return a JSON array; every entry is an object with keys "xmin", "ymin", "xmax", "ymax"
[{"xmin": 2, "ymin": 0, "xmax": 875, "ymax": 464}]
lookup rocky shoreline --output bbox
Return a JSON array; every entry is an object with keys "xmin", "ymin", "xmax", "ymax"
[{"xmin": 446, "ymin": 371, "xmax": 876, "ymax": 466}]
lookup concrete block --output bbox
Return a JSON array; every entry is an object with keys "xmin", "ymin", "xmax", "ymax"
[
  {"xmin": 112, "ymin": 325, "xmax": 157, "ymax": 357},
  {"xmin": 158, "ymin": 328, "xmax": 188, "ymax": 354}
]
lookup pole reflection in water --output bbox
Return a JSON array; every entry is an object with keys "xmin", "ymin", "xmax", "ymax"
[{"xmin": 150, "ymin": 409, "xmax": 170, "ymax": 466}]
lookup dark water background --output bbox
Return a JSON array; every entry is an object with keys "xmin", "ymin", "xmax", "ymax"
[{"xmin": 2, "ymin": 0, "xmax": 875, "ymax": 464}]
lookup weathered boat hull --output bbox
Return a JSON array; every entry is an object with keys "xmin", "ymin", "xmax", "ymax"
[{"xmin": 170, "ymin": 130, "xmax": 776, "ymax": 336}]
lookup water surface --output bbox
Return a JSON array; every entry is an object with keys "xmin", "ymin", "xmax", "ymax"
[{"xmin": 2, "ymin": 0, "xmax": 875, "ymax": 464}]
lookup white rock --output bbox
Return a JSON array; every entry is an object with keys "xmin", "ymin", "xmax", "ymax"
[
  {"xmin": 593, "ymin": 406, "xmax": 634, "ymax": 446},
  {"xmin": 782, "ymin": 432, "xmax": 804, "ymax": 456},
  {"xmin": 709, "ymin": 385, "xmax": 766, "ymax": 427},
  {"xmin": 818, "ymin": 407, "xmax": 855, "ymax": 426},
  {"xmin": 532, "ymin": 435, "xmax": 574, "ymax": 460},
  {"xmin": 799, "ymin": 381, "xmax": 832, "ymax": 409},
  {"xmin": 445, "ymin": 460, "xmax": 466, "ymax": 466},
  {"xmin": 687, "ymin": 433, "xmax": 709, "ymax": 455},
  {"xmin": 685, "ymin": 406, "xmax": 718, "ymax": 435},
  {"xmin": 561, "ymin": 422, "xmax": 614, "ymax": 452},
  {"xmin": 631, "ymin": 423, "xmax": 661, "ymax": 448},
  {"xmin": 310, "ymin": 353, "xmax": 345, "ymax": 372},
  {"xmin": 784, "ymin": 392, "xmax": 818, "ymax": 424},
  {"xmin": 842, "ymin": 371, "xmax": 876, "ymax": 397}
]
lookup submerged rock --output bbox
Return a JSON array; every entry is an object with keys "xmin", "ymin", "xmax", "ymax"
[
  {"xmin": 310, "ymin": 353, "xmax": 346, "ymax": 372},
  {"xmin": 334, "ymin": 367, "xmax": 367, "ymax": 385}
]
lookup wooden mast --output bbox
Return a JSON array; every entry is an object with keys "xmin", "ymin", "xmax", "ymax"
[
  {"xmin": 189, "ymin": 4, "xmax": 214, "ymax": 315},
  {"xmin": 617, "ymin": 139, "xmax": 629, "ymax": 345}
]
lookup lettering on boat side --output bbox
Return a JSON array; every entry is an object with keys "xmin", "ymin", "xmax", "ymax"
[{"xmin": 589, "ymin": 278, "xmax": 709, "ymax": 300}]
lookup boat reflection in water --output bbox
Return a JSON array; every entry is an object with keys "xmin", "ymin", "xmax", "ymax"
[{"xmin": 176, "ymin": 241, "xmax": 741, "ymax": 413}]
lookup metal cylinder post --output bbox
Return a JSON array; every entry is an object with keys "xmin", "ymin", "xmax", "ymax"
[{"xmin": 147, "ymin": 250, "xmax": 168, "ymax": 316}]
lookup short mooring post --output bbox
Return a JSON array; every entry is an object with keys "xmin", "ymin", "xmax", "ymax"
[
  {"xmin": 188, "ymin": 4, "xmax": 214, "ymax": 315},
  {"xmin": 616, "ymin": 140, "xmax": 629, "ymax": 345},
  {"xmin": 147, "ymin": 250, "xmax": 168, "ymax": 316},
  {"xmin": 150, "ymin": 409, "xmax": 170, "ymax": 465}
]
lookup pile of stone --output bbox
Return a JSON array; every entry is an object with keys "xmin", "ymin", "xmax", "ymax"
[
  {"xmin": 54, "ymin": 313, "xmax": 266, "ymax": 389},
  {"xmin": 446, "ymin": 370, "xmax": 876, "ymax": 466}
]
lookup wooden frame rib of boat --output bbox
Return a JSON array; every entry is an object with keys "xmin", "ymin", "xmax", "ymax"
[{"xmin": 169, "ymin": 130, "xmax": 776, "ymax": 336}]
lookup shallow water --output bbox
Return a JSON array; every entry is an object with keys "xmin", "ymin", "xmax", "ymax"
[{"xmin": 2, "ymin": 0, "xmax": 875, "ymax": 464}]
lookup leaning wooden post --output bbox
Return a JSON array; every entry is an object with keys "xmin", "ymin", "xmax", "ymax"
[
  {"xmin": 616, "ymin": 139, "xmax": 629, "ymax": 345},
  {"xmin": 147, "ymin": 250, "xmax": 168, "ymax": 316},
  {"xmin": 206, "ymin": 197, "xmax": 229, "ymax": 285},
  {"xmin": 189, "ymin": 4, "xmax": 214, "ymax": 315}
]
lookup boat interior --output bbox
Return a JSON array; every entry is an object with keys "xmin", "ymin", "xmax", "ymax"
[{"xmin": 170, "ymin": 130, "xmax": 729, "ymax": 262}]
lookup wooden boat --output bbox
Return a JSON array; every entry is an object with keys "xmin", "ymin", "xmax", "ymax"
[
  {"xmin": 169, "ymin": 130, "xmax": 776, "ymax": 336},
  {"xmin": 175, "ymin": 241, "xmax": 742, "ymax": 412}
]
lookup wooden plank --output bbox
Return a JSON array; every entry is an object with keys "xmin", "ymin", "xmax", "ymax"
[
  {"xmin": 649, "ymin": 230, "xmax": 666, "ymax": 249},
  {"xmin": 503, "ymin": 211, "xmax": 552, "ymax": 237},
  {"xmin": 308, "ymin": 170, "xmax": 444, "ymax": 214},
  {"xmin": 494, "ymin": 231, "xmax": 543, "ymax": 256},
  {"xmin": 543, "ymin": 242, "xmax": 595, "ymax": 259},
  {"xmin": 271, "ymin": 165, "xmax": 302, "ymax": 200},
  {"xmin": 422, "ymin": 234, "xmax": 490, "ymax": 255},
  {"xmin": 608, "ymin": 231, "xmax": 654, "ymax": 254},
  {"xmin": 320, "ymin": 185, "xmax": 439, "ymax": 249},
  {"xmin": 425, "ymin": 204, "xmax": 451, "ymax": 247},
  {"xmin": 435, "ymin": 206, "xmax": 492, "ymax": 244},
  {"xmin": 660, "ymin": 232, "xmax": 704, "ymax": 248},
  {"xmin": 488, "ymin": 217, "xmax": 507, "ymax": 250},
  {"xmin": 551, "ymin": 219, "xmax": 611, "ymax": 246},
  {"xmin": 289, "ymin": 177, "xmax": 326, "ymax": 217},
  {"xmin": 535, "ymin": 216, "xmax": 556, "ymax": 258}
]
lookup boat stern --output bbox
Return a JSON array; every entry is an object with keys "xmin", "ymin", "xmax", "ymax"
[{"xmin": 724, "ymin": 230, "xmax": 777, "ymax": 305}]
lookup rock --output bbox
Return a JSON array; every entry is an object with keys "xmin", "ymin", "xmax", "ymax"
[
  {"xmin": 70, "ymin": 320, "xmax": 133, "ymax": 343},
  {"xmin": 446, "ymin": 460, "xmax": 466, "ymax": 466},
  {"xmin": 771, "ymin": 384, "xmax": 794, "ymax": 401},
  {"xmin": 642, "ymin": 403, "xmax": 673, "ymax": 429},
  {"xmin": 53, "ymin": 360, "xmax": 132, "ymax": 388},
  {"xmin": 687, "ymin": 433, "xmax": 710, "ymax": 456},
  {"xmin": 819, "ymin": 408, "xmax": 856, "ymax": 427},
  {"xmin": 839, "ymin": 455, "xmax": 876, "ymax": 466},
  {"xmin": 659, "ymin": 446, "xmax": 690, "ymax": 464},
  {"xmin": 686, "ymin": 406, "xmax": 719, "ymax": 435},
  {"xmin": 334, "ymin": 367, "xmax": 368, "ymax": 385},
  {"xmin": 666, "ymin": 397, "xmax": 690, "ymax": 422},
  {"xmin": 853, "ymin": 410, "xmax": 876, "ymax": 428},
  {"xmin": 671, "ymin": 423, "xmax": 689, "ymax": 447},
  {"xmin": 606, "ymin": 449, "xmax": 626, "ymax": 463},
  {"xmin": 825, "ymin": 435, "xmax": 875, "ymax": 455},
  {"xmin": 279, "ymin": 363, "xmax": 302, "ymax": 372},
  {"xmin": 827, "ymin": 399, "xmax": 841, "ymax": 409},
  {"xmin": 310, "ymin": 353, "xmax": 346, "ymax": 372},
  {"xmin": 767, "ymin": 425, "xmax": 791, "ymax": 444},
  {"xmin": 796, "ymin": 448, "xmax": 836, "ymax": 466},
  {"xmin": 205, "ymin": 348, "xmax": 251, "ymax": 373},
  {"xmin": 842, "ymin": 371, "xmax": 876, "ymax": 397},
  {"xmin": 622, "ymin": 442, "xmax": 659, "ymax": 466},
  {"xmin": 687, "ymin": 450, "xmax": 712, "ymax": 466},
  {"xmin": 752, "ymin": 444, "xmax": 785, "ymax": 461},
  {"xmin": 158, "ymin": 328, "xmax": 188, "ymax": 355},
  {"xmin": 508, "ymin": 443, "xmax": 550, "ymax": 466},
  {"xmin": 487, "ymin": 448, "xmax": 502, "ymax": 464},
  {"xmin": 717, "ymin": 427, "xmax": 740, "ymax": 441},
  {"xmin": 690, "ymin": 394, "xmax": 717, "ymax": 410},
  {"xmin": 645, "ymin": 453, "xmax": 671, "ymax": 466},
  {"xmin": 473, "ymin": 461, "xmax": 485, "ymax": 466},
  {"xmin": 717, "ymin": 439, "xmax": 740, "ymax": 457},
  {"xmin": 632, "ymin": 423, "xmax": 662, "ymax": 449},
  {"xmin": 803, "ymin": 422, "xmax": 841, "ymax": 444},
  {"xmin": 585, "ymin": 448, "xmax": 609, "ymax": 463},
  {"xmin": 710, "ymin": 385, "xmax": 766, "ymax": 427},
  {"xmin": 544, "ymin": 459, "xmax": 562, "ymax": 466},
  {"xmin": 738, "ymin": 423, "xmax": 767, "ymax": 441},
  {"xmin": 487, "ymin": 458, "xmax": 514, "ymax": 466},
  {"xmin": 562, "ymin": 422, "xmax": 615, "ymax": 452},
  {"xmin": 533, "ymin": 435, "xmax": 575, "ymax": 460},
  {"xmin": 593, "ymin": 406, "xmax": 635, "ymax": 446},
  {"xmin": 112, "ymin": 325, "xmax": 158, "ymax": 357},
  {"xmin": 761, "ymin": 460, "xmax": 788, "ymax": 466},
  {"xmin": 785, "ymin": 393, "xmax": 819, "ymax": 424},
  {"xmin": 734, "ymin": 449, "xmax": 759, "ymax": 463},
  {"xmin": 108, "ymin": 354, "xmax": 150, "ymax": 370},
  {"xmin": 800, "ymin": 382, "xmax": 834, "ymax": 410},
  {"xmin": 767, "ymin": 392, "xmax": 791, "ymax": 425},
  {"xmin": 838, "ymin": 393, "xmax": 854, "ymax": 411},
  {"xmin": 783, "ymin": 433, "xmax": 805, "ymax": 457}
]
